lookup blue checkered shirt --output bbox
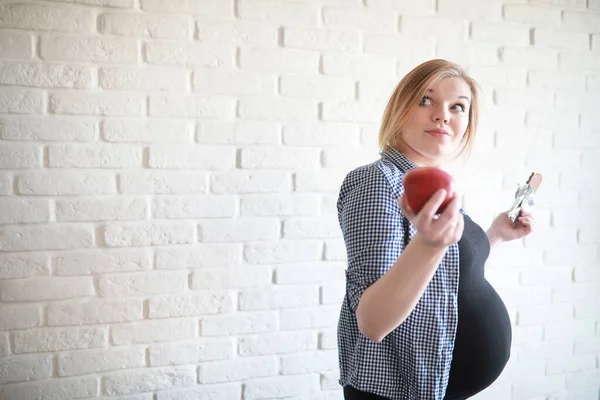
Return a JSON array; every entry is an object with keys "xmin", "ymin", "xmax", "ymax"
[{"xmin": 337, "ymin": 147, "xmax": 460, "ymax": 400}]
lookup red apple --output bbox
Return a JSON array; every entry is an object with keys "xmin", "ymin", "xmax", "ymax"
[{"xmin": 403, "ymin": 167, "xmax": 455, "ymax": 214}]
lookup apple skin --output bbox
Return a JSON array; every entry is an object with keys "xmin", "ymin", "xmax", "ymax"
[{"xmin": 402, "ymin": 167, "xmax": 455, "ymax": 214}]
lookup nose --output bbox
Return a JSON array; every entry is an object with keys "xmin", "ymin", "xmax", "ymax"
[{"xmin": 432, "ymin": 106, "xmax": 450, "ymax": 124}]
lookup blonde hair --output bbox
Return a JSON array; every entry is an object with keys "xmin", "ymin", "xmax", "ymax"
[{"xmin": 378, "ymin": 59, "xmax": 481, "ymax": 160}]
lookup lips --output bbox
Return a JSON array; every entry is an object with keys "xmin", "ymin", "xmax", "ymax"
[{"xmin": 426, "ymin": 129, "xmax": 450, "ymax": 136}]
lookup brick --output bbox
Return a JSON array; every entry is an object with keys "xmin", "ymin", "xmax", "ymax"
[
  {"xmin": 503, "ymin": 47, "xmax": 559, "ymax": 69},
  {"xmin": 104, "ymin": 366, "xmax": 196, "ymax": 395},
  {"xmin": 274, "ymin": 262, "xmax": 345, "ymax": 283},
  {"xmin": 0, "ymin": 198, "xmax": 50, "ymax": 224},
  {"xmin": 400, "ymin": 15, "xmax": 467, "ymax": 40},
  {"xmin": 56, "ymin": 197, "xmax": 147, "ymax": 222},
  {"xmin": 48, "ymin": 144, "xmax": 142, "ymax": 169},
  {"xmin": 322, "ymin": 100, "xmax": 385, "ymax": 124},
  {"xmin": 49, "ymin": 92, "xmax": 143, "ymax": 116},
  {"xmin": 103, "ymin": 119, "xmax": 191, "ymax": 143},
  {"xmin": 356, "ymin": 80, "xmax": 397, "ymax": 102},
  {"xmin": 145, "ymin": 42, "xmax": 231, "ymax": 68},
  {"xmin": 17, "ymin": 171, "xmax": 115, "ymax": 196},
  {"xmin": 547, "ymin": 355, "xmax": 597, "ymax": 376},
  {"xmin": 58, "ymin": 346, "xmax": 145, "ymax": 377},
  {"xmin": 531, "ymin": 0, "xmax": 585, "ymax": 6},
  {"xmin": 322, "ymin": 148, "xmax": 379, "ymax": 168},
  {"xmin": 196, "ymin": 121, "xmax": 280, "ymax": 145},
  {"xmin": 1, "ymin": 116, "xmax": 96, "ymax": 142},
  {"xmin": 243, "ymin": 374, "xmax": 320, "ymax": 399},
  {"xmin": 99, "ymin": 67, "xmax": 187, "ymax": 92},
  {"xmin": 244, "ymin": 240, "xmax": 322, "ymax": 264},
  {"xmin": 239, "ymin": 285, "xmax": 319, "ymax": 311},
  {"xmin": 190, "ymin": 267, "xmax": 271, "ymax": 290},
  {"xmin": 321, "ymin": 281, "xmax": 345, "ymax": 304},
  {"xmin": 239, "ymin": 331, "xmax": 317, "ymax": 356},
  {"xmin": 566, "ymin": 370, "xmax": 600, "ymax": 390},
  {"xmin": 323, "ymin": 7, "xmax": 395, "ymax": 31},
  {"xmin": 0, "ymin": 144, "xmax": 42, "ymax": 169},
  {"xmin": 514, "ymin": 376, "xmax": 569, "ymax": 399},
  {"xmin": 211, "ymin": 171, "xmax": 291, "ymax": 194},
  {"xmin": 0, "ymin": 276, "xmax": 94, "ymax": 302},
  {"xmin": 0, "ymin": 31, "xmax": 32, "ymax": 58},
  {"xmin": 153, "ymin": 196, "xmax": 235, "ymax": 219},
  {"xmin": 322, "ymin": 53, "xmax": 396, "ymax": 78},
  {"xmin": 504, "ymin": 4, "xmax": 562, "ymax": 28},
  {"xmin": 575, "ymin": 337, "xmax": 600, "ymax": 355},
  {"xmin": 156, "ymin": 384, "xmax": 241, "ymax": 400},
  {"xmin": 0, "ymin": 4, "xmax": 94, "ymax": 32},
  {"xmin": 240, "ymin": 194, "xmax": 320, "ymax": 217},
  {"xmin": 238, "ymin": 98, "xmax": 317, "ymax": 121},
  {"xmin": 13, "ymin": 326, "xmax": 106, "ymax": 353},
  {"xmin": 544, "ymin": 246, "xmax": 597, "ymax": 265},
  {"xmin": 148, "ymin": 146, "xmax": 234, "ymax": 170},
  {"xmin": 0, "ymin": 62, "xmax": 91, "ymax": 88},
  {"xmin": 193, "ymin": 70, "xmax": 275, "ymax": 95},
  {"xmin": 438, "ymin": 0, "xmax": 502, "ymax": 20},
  {"xmin": 199, "ymin": 356, "xmax": 277, "ymax": 384},
  {"xmin": 495, "ymin": 88, "xmax": 554, "ymax": 108},
  {"xmin": 198, "ymin": 218, "xmax": 280, "ymax": 242},
  {"xmin": 0, "ymin": 225, "xmax": 94, "ymax": 252},
  {"xmin": 280, "ymin": 305, "xmax": 340, "ymax": 329},
  {"xmin": 575, "ymin": 301, "xmax": 600, "ymax": 319},
  {"xmin": 556, "ymin": 91, "xmax": 598, "ymax": 112},
  {"xmin": 587, "ymin": 72, "xmax": 600, "ymax": 91},
  {"xmin": 0, "ymin": 377, "xmax": 99, "ymax": 400},
  {"xmin": 141, "ymin": 0, "xmax": 232, "ymax": 16},
  {"xmin": 563, "ymin": 11, "xmax": 600, "ymax": 33},
  {"xmin": 283, "ymin": 218, "xmax": 342, "ymax": 239},
  {"xmin": 467, "ymin": 66, "xmax": 527, "ymax": 89},
  {"xmin": 112, "ymin": 319, "xmax": 196, "ymax": 345},
  {"xmin": 239, "ymin": 47, "xmax": 319, "ymax": 73},
  {"xmin": 99, "ymin": 13, "xmax": 190, "ymax": 39},
  {"xmin": 48, "ymin": 298, "xmax": 143, "ymax": 326},
  {"xmin": 578, "ymin": 229, "xmax": 600, "ymax": 245},
  {"xmin": 528, "ymin": 69, "xmax": 586, "ymax": 90},
  {"xmin": 526, "ymin": 110, "xmax": 578, "ymax": 131},
  {"xmin": 238, "ymin": 0, "xmax": 318, "ymax": 26},
  {"xmin": 518, "ymin": 304, "xmax": 574, "ymax": 325},
  {"xmin": 560, "ymin": 50, "xmax": 600, "ymax": 69},
  {"xmin": 148, "ymin": 94, "xmax": 234, "ymax": 119},
  {"xmin": 197, "ymin": 20, "xmax": 277, "ymax": 46},
  {"xmin": 0, "ymin": 354, "xmax": 52, "ymax": 384},
  {"xmin": 0, "ymin": 304, "xmax": 40, "ymax": 330},
  {"xmin": 436, "ymin": 41, "xmax": 499, "ymax": 67},
  {"xmin": 319, "ymin": 329, "xmax": 338, "ymax": 349},
  {"xmin": 41, "ymin": 35, "xmax": 137, "ymax": 63},
  {"xmin": 46, "ymin": 0, "xmax": 133, "ymax": 6},
  {"xmin": 367, "ymin": 0, "xmax": 435, "ymax": 12},
  {"xmin": 155, "ymin": 245, "xmax": 242, "ymax": 270},
  {"xmin": 280, "ymin": 350, "xmax": 338, "ymax": 375},
  {"xmin": 149, "ymin": 292, "xmax": 235, "ymax": 318},
  {"xmin": 103, "ymin": 221, "xmax": 195, "ymax": 247},
  {"xmin": 0, "ymin": 87, "xmax": 43, "ymax": 114},
  {"xmin": 533, "ymin": 28, "xmax": 589, "ymax": 50},
  {"xmin": 200, "ymin": 312, "xmax": 277, "ymax": 336},
  {"xmin": 0, "ymin": 332, "xmax": 8, "ymax": 357},
  {"xmin": 53, "ymin": 249, "xmax": 150, "ymax": 277},
  {"xmin": 149, "ymin": 338, "xmax": 234, "ymax": 366},
  {"xmin": 283, "ymin": 122, "xmax": 359, "ymax": 147},
  {"xmin": 471, "ymin": 21, "xmax": 530, "ymax": 46},
  {"xmin": 364, "ymin": 34, "xmax": 434, "ymax": 59},
  {"xmin": 545, "ymin": 320, "xmax": 596, "ymax": 341},
  {"xmin": 0, "ymin": 252, "xmax": 49, "ymax": 280},
  {"xmin": 0, "ymin": 174, "xmax": 11, "ymax": 195},
  {"xmin": 119, "ymin": 171, "xmax": 207, "ymax": 194},
  {"xmin": 98, "ymin": 270, "xmax": 188, "ymax": 297},
  {"xmin": 283, "ymin": 28, "xmax": 359, "ymax": 52},
  {"xmin": 324, "ymin": 240, "xmax": 346, "ymax": 261},
  {"xmin": 553, "ymin": 284, "xmax": 599, "ymax": 303},
  {"xmin": 280, "ymin": 74, "xmax": 354, "ymax": 100},
  {"xmin": 240, "ymin": 147, "xmax": 319, "ymax": 169}
]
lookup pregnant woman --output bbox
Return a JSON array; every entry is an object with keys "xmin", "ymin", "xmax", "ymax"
[{"xmin": 336, "ymin": 59, "xmax": 536, "ymax": 400}]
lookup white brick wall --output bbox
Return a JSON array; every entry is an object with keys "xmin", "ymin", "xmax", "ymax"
[{"xmin": 0, "ymin": 0, "xmax": 598, "ymax": 399}]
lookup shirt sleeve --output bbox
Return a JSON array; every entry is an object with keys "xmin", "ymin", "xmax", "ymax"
[{"xmin": 339, "ymin": 168, "xmax": 405, "ymax": 313}]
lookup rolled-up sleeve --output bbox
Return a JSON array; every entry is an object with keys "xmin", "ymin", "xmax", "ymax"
[{"xmin": 338, "ymin": 168, "xmax": 404, "ymax": 313}]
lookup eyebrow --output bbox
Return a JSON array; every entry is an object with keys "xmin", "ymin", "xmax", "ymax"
[{"xmin": 427, "ymin": 89, "xmax": 471, "ymax": 102}]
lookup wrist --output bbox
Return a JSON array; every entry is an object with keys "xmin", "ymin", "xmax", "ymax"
[
  {"xmin": 411, "ymin": 233, "xmax": 450, "ymax": 254},
  {"xmin": 486, "ymin": 229, "xmax": 502, "ymax": 249}
]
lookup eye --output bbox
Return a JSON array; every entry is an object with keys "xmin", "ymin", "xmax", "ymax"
[
  {"xmin": 451, "ymin": 103, "xmax": 466, "ymax": 112},
  {"xmin": 420, "ymin": 96, "xmax": 432, "ymax": 106}
]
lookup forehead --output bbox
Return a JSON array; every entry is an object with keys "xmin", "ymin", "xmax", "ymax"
[{"xmin": 427, "ymin": 77, "xmax": 471, "ymax": 99}]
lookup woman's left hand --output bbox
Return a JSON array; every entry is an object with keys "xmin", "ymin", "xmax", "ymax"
[{"xmin": 486, "ymin": 205, "xmax": 535, "ymax": 247}]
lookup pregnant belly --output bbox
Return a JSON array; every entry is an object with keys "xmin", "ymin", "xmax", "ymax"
[{"xmin": 445, "ymin": 279, "xmax": 513, "ymax": 399}]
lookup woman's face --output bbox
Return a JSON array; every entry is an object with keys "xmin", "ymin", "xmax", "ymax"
[{"xmin": 396, "ymin": 77, "xmax": 471, "ymax": 166}]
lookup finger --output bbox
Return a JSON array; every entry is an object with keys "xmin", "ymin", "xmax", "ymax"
[
  {"xmin": 418, "ymin": 189, "xmax": 448, "ymax": 219},
  {"xmin": 433, "ymin": 193, "xmax": 461, "ymax": 227},
  {"xmin": 398, "ymin": 195, "xmax": 415, "ymax": 219}
]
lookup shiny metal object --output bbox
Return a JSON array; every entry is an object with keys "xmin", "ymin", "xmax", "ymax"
[{"xmin": 507, "ymin": 172, "xmax": 543, "ymax": 223}]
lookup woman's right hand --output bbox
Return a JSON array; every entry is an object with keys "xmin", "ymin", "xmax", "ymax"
[{"xmin": 398, "ymin": 189, "xmax": 464, "ymax": 248}]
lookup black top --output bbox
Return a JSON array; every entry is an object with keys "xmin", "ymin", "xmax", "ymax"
[{"xmin": 443, "ymin": 214, "xmax": 513, "ymax": 400}]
